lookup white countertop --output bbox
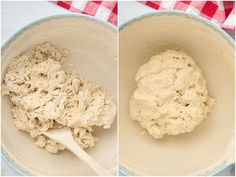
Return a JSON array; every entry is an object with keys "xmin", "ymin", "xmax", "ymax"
[
  {"xmin": 1, "ymin": 1, "xmax": 71, "ymax": 45},
  {"xmin": 1, "ymin": 1, "xmax": 234, "ymax": 176}
]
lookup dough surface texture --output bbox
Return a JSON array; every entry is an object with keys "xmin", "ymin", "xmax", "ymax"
[
  {"xmin": 129, "ymin": 50, "xmax": 215, "ymax": 139},
  {"xmin": 3, "ymin": 43, "xmax": 116, "ymax": 153}
]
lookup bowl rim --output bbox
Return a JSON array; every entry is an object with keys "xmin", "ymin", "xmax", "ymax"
[
  {"xmin": 1, "ymin": 13, "xmax": 116, "ymax": 176},
  {"xmin": 119, "ymin": 10, "xmax": 235, "ymax": 45},
  {"xmin": 118, "ymin": 10, "xmax": 235, "ymax": 176}
]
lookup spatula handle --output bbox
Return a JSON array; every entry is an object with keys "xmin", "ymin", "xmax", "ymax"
[{"xmin": 64, "ymin": 135, "xmax": 111, "ymax": 176}]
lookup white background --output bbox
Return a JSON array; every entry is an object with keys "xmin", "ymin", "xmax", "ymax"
[{"xmin": 1, "ymin": 1, "xmax": 235, "ymax": 176}]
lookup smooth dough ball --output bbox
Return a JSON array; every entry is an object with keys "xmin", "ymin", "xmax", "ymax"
[{"xmin": 129, "ymin": 50, "xmax": 215, "ymax": 139}]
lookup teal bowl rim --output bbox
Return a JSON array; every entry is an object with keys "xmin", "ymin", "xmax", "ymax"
[
  {"xmin": 119, "ymin": 10, "xmax": 235, "ymax": 45},
  {"xmin": 1, "ymin": 13, "xmax": 116, "ymax": 176},
  {"xmin": 119, "ymin": 10, "xmax": 234, "ymax": 176}
]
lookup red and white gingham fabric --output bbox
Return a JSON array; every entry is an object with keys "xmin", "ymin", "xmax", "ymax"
[
  {"xmin": 54, "ymin": 1, "xmax": 234, "ymax": 30},
  {"xmin": 53, "ymin": 1, "xmax": 117, "ymax": 26},
  {"xmin": 139, "ymin": 1, "xmax": 235, "ymax": 30}
]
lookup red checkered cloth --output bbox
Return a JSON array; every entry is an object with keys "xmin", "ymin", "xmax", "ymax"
[
  {"xmin": 53, "ymin": 1, "xmax": 117, "ymax": 26},
  {"xmin": 139, "ymin": 1, "xmax": 235, "ymax": 30}
]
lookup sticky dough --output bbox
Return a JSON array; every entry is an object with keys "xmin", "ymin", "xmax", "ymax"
[
  {"xmin": 129, "ymin": 50, "xmax": 215, "ymax": 139},
  {"xmin": 2, "ymin": 43, "xmax": 116, "ymax": 153}
]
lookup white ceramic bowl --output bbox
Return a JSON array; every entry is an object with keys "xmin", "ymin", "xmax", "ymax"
[
  {"xmin": 119, "ymin": 11, "xmax": 234, "ymax": 176},
  {"xmin": 2, "ymin": 15, "xmax": 117, "ymax": 176}
]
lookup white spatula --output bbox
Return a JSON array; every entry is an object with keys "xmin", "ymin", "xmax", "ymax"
[{"xmin": 43, "ymin": 128, "xmax": 111, "ymax": 176}]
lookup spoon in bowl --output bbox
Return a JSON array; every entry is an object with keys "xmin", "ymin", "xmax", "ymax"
[{"xmin": 43, "ymin": 128, "xmax": 111, "ymax": 176}]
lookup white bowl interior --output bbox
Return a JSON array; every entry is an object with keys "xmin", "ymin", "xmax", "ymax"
[
  {"xmin": 119, "ymin": 13, "xmax": 234, "ymax": 176},
  {"xmin": 2, "ymin": 15, "xmax": 117, "ymax": 176}
]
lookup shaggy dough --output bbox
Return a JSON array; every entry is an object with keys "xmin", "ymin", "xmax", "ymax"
[
  {"xmin": 129, "ymin": 50, "xmax": 215, "ymax": 139},
  {"xmin": 3, "ymin": 43, "xmax": 116, "ymax": 153}
]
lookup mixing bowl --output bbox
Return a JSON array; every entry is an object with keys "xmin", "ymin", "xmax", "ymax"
[
  {"xmin": 2, "ymin": 14, "xmax": 117, "ymax": 176},
  {"xmin": 119, "ymin": 11, "xmax": 234, "ymax": 176}
]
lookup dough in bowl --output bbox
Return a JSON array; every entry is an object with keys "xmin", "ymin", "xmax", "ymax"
[
  {"xmin": 2, "ymin": 43, "xmax": 116, "ymax": 153},
  {"xmin": 129, "ymin": 50, "xmax": 215, "ymax": 139}
]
